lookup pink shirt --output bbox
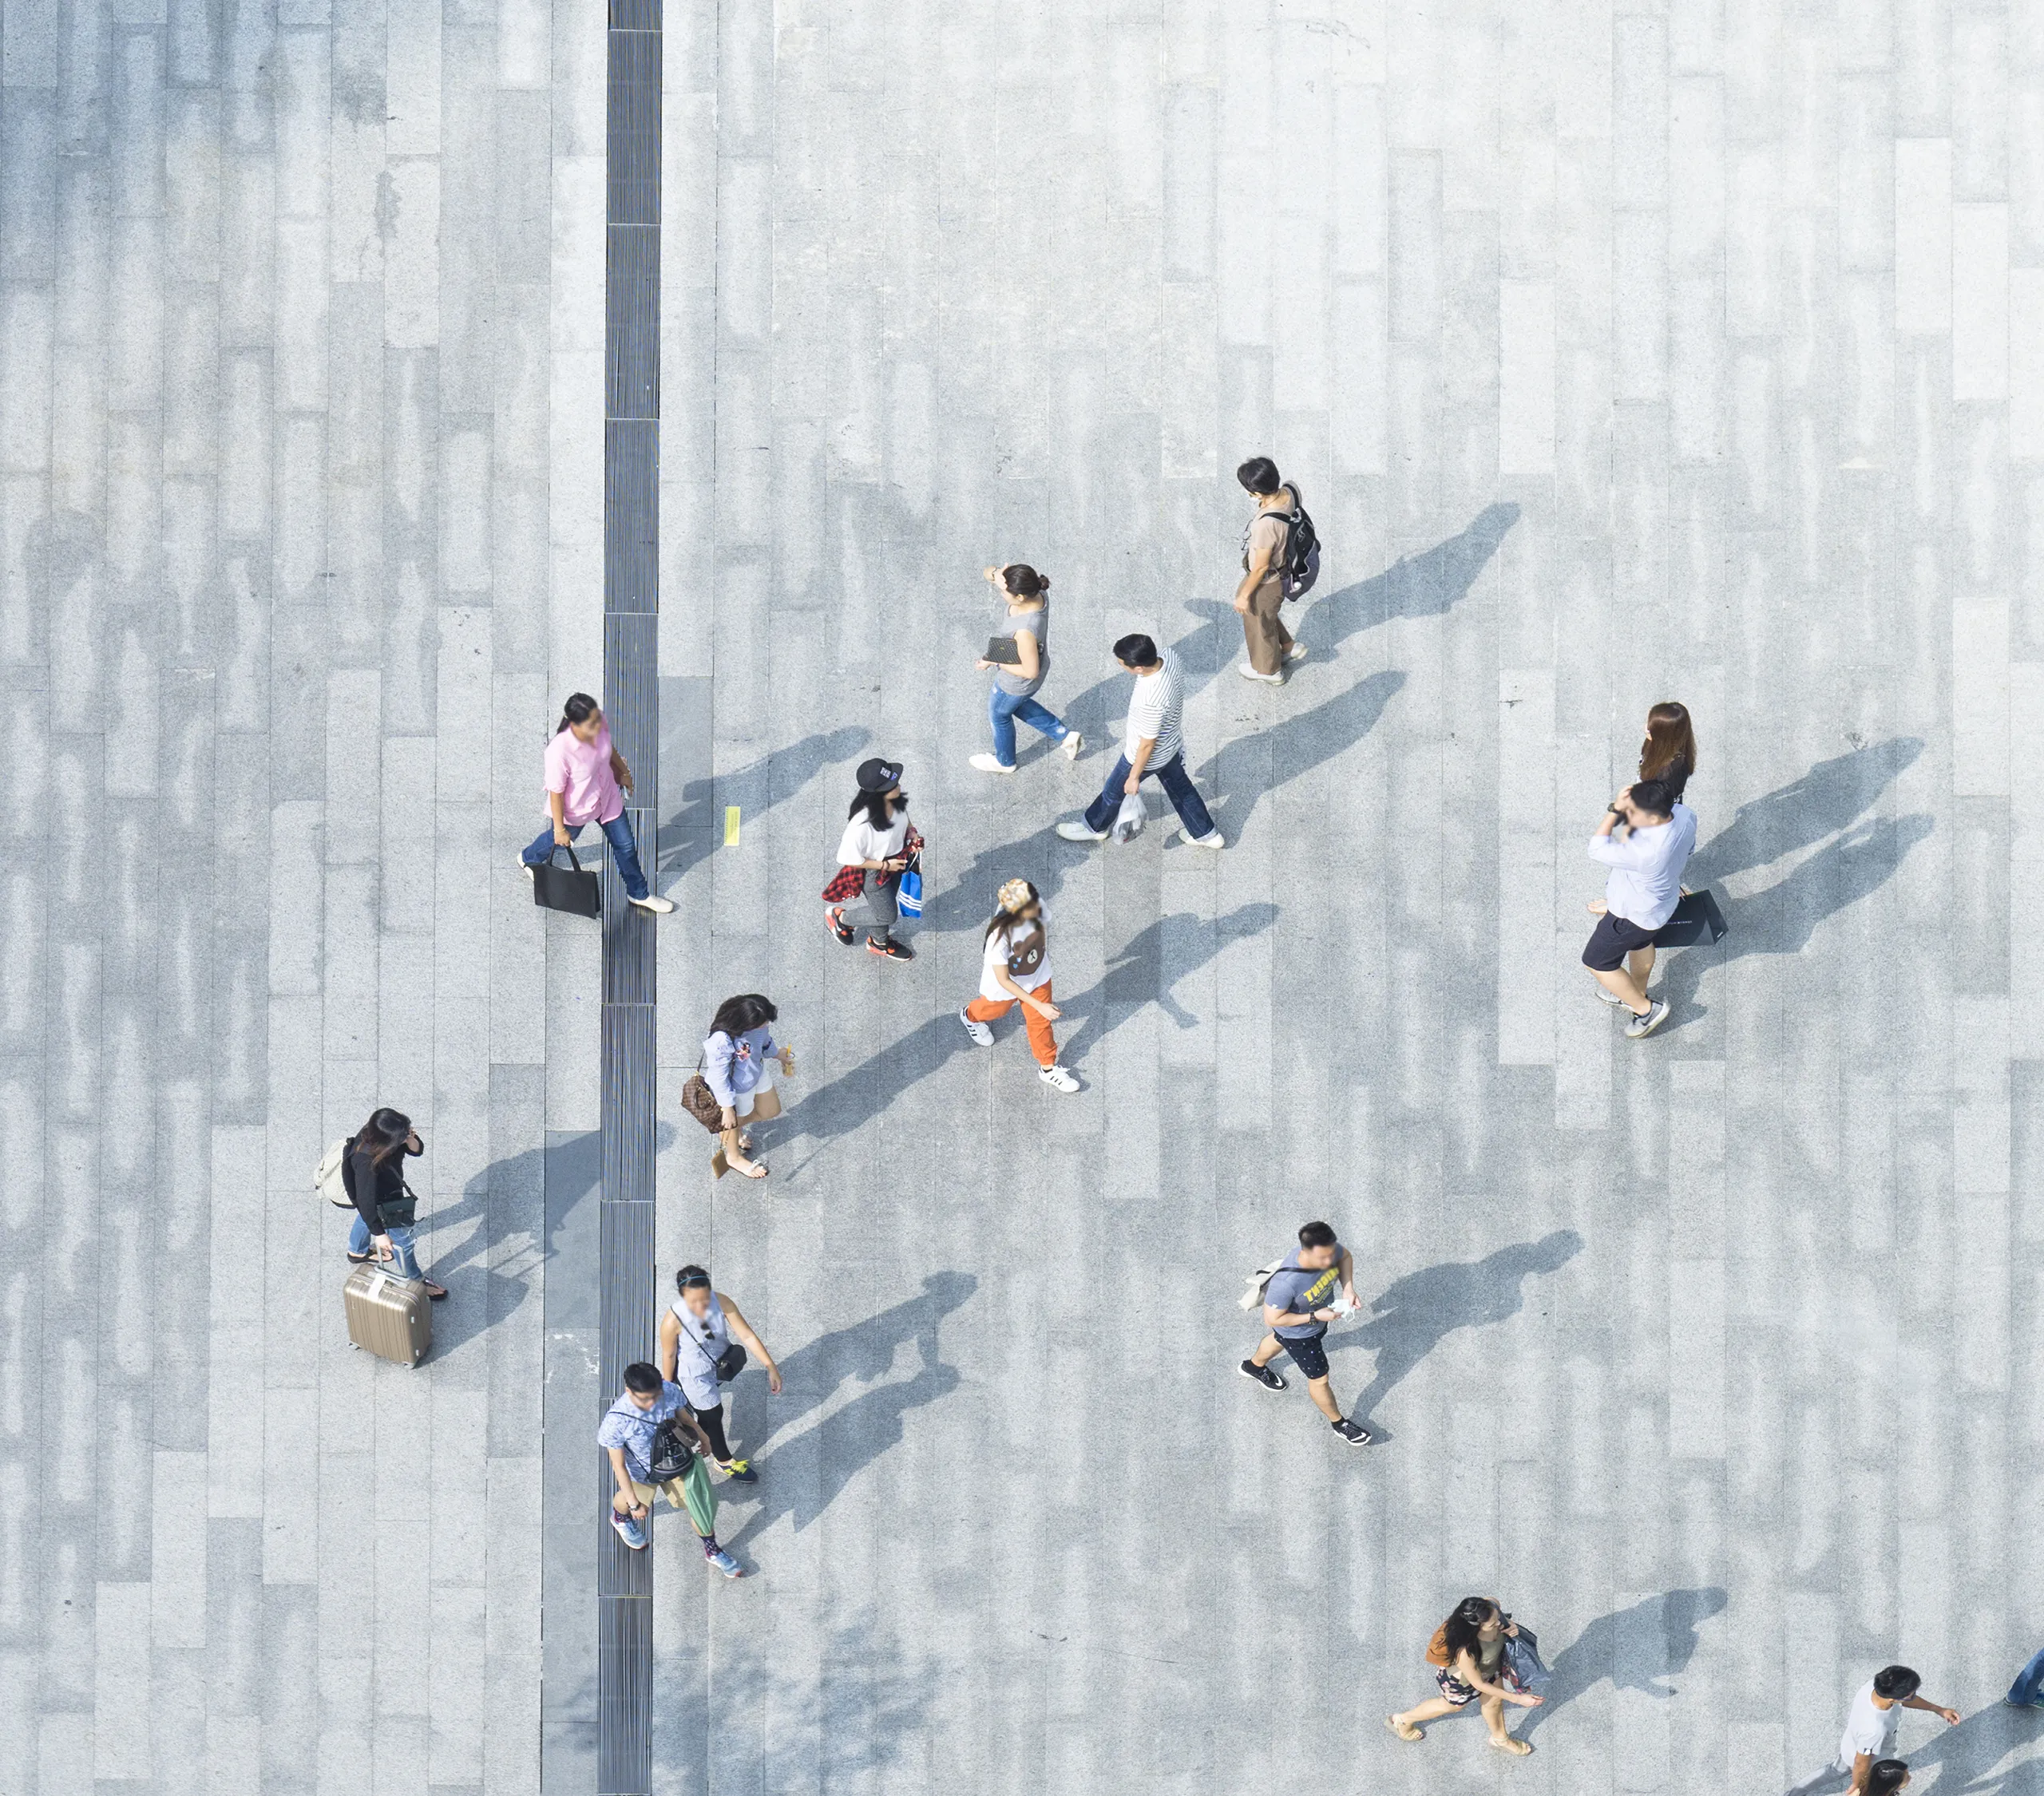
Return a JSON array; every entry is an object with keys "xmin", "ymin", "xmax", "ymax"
[{"xmin": 545, "ymin": 722, "xmax": 624, "ymax": 826}]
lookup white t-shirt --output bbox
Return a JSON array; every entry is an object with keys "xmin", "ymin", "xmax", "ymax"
[
  {"xmin": 1122, "ymin": 647, "xmax": 1185, "ymax": 765},
  {"xmin": 1837, "ymin": 1683, "xmax": 1899, "ymax": 1769},
  {"xmin": 979, "ymin": 912, "xmax": 1052, "ymax": 1000},
  {"xmin": 836, "ymin": 807, "xmax": 911, "ymax": 868}
]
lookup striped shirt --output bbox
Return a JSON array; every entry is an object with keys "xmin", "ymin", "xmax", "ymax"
[{"xmin": 1123, "ymin": 647, "xmax": 1185, "ymax": 765}]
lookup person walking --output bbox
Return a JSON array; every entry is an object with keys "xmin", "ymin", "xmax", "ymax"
[
  {"xmin": 517, "ymin": 692, "xmax": 673, "ymax": 913},
  {"xmin": 957, "ymin": 878, "xmax": 1080, "ymax": 1092},
  {"xmin": 1788, "ymin": 1667, "xmax": 1955, "ymax": 1794},
  {"xmin": 970, "ymin": 564, "xmax": 1083, "ymax": 774},
  {"xmin": 1638, "ymin": 700, "xmax": 1696, "ymax": 802},
  {"xmin": 1583, "ymin": 777, "xmax": 1694, "ymax": 1039},
  {"xmin": 2009, "ymin": 1641, "xmax": 2044, "ymax": 1707},
  {"xmin": 343, "ymin": 1107, "xmax": 446, "ymax": 1300},
  {"xmin": 1386, "ymin": 1597, "xmax": 1543, "ymax": 1755},
  {"xmin": 822, "ymin": 758, "xmax": 922, "ymax": 961},
  {"xmin": 1056, "ymin": 634, "xmax": 1225, "ymax": 849},
  {"xmin": 1238, "ymin": 1220, "xmax": 1371, "ymax": 1444},
  {"xmin": 699, "ymin": 994, "xmax": 789, "ymax": 1181},
  {"xmin": 658, "ymin": 1264, "xmax": 782, "ymax": 1483},
  {"xmin": 597, "ymin": 1361, "xmax": 742, "ymax": 1576},
  {"xmin": 1233, "ymin": 457, "xmax": 1309, "ymax": 683}
]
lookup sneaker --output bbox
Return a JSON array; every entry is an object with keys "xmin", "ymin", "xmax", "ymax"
[
  {"xmin": 1061, "ymin": 731, "xmax": 1083, "ymax": 762},
  {"xmin": 628, "ymin": 892, "xmax": 675, "ymax": 914},
  {"xmin": 825, "ymin": 905, "xmax": 855, "ymax": 946},
  {"xmin": 611, "ymin": 1512, "xmax": 648, "ymax": 1550},
  {"xmin": 1238, "ymin": 663, "xmax": 1285, "ymax": 683},
  {"xmin": 969, "ymin": 753, "xmax": 1016, "ymax": 774},
  {"xmin": 1331, "ymin": 1417, "xmax": 1373, "ymax": 1446},
  {"xmin": 1176, "ymin": 827, "xmax": 1226, "ymax": 849},
  {"xmin": 1624, "ymin": 999, "xmax": 1671, "ymax": 1039},
  {"xmin": 704, "ymin": 1545, "xmax": 743, "ymax": 1579},
  {"xmin": 1284, "ymin": 643, "xmax": 1307, "ymax": 663},
  {"xmin": 1056, "ymin": 821, "xmax": 1110, "ymax": 843},
  {"xmin": 1595, "ymin": 986, "xmax": 1632, "ymax": 1007},
  {"xmin": 958, "ymin": 1007, "xmax": 994, "ymax": 1046},
  {"xmin": 1038, "ymin": 1063, "xmax": 1079, "ymax": 1093},
  {"xmin": 1238, "ymin": 1359, "xmax": 1286, "ymax": 1392},
  {"xmin": 522, "ymin": 863, "xmax": 535, "ymax": 883},
  {"xmin": 866, "ymin": 936, "xmax": 914, "ymax": 961},
  {"xmin": 719, "ymin": 1458, "xmax": 758, "ymax": 1484}
]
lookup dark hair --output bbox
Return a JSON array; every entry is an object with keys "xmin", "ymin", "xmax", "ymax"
[
  {"xmin": 1297, "ymin": 1220, "xmax": 1337, "ymax": 1250},
  {"xmin": 623, "ymin": 1361, "xmax": 664, "ymax": 1394},
  {"xmin": 1442, "ymin": 1596, "xmax": 1500, "ymax": 1666},
  {"xmin": 709, "ymin": 994, "xmax": 776, "ymax": 1039},
  {"xmin": 1000, "ymin": 564, "xmax": 1048, "ymax": 598},
  {"xmin": 1113, "ymin": 632, "xmax": 1159, "ymax": 667},
  {"xmin": 1867, "ymin": 1763, "xmax": 1909, "ymax": 1796},
  {"xmin": 1628, "ymin": 777, "xmax": 1676, "ymax": 818},
  {"xmin": 1237, "ymin": 456, "xmax": 1281, "ymax": 495},
  {"xmin": 984, "ymin": 880, "xmax": 1042, "ymax": 945},
  {"xmin": 846, "ymin": 785, "xmax": 903, "ymax": 830},
  {"xmin": 675, "ymin": 1264, "xmax": 711, "ymax": 1292},
  {"xmin": 555, "ymin": 692, "xmax": 600, "ymax": 736},
  {"xmin": 1873, "ymin": 1667, "xmax": 1921, "ymax": 1701},
  {"xmin": 1638, "ymin": 702, "xmax": 1696, "ymax": 784},
  {"xmin": 355, "ymin": 1106, "xmax": 414, "ymax": 1165}
]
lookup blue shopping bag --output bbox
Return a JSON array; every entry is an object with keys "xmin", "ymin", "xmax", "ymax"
[{"xmin": 896, "ymin": 857, "xmax": 923, "ymax": 920}]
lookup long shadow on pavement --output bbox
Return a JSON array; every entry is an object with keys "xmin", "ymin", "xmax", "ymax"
[
  {"xmin": 1306, "ymin": 501, "xmax": 1520, "ymax": 653},
  {"xmin": 656, "ymin": 726, "xmax": 870, "ymax": 884},
  {"xmin": 1686, "ymin": 737, "xmax": 1923, "ymax": 887},
  {"xmin": 1515, "ymin": 1587, "xmax": 1727, "ymax": 1743},
  {"xmin": 1191, "ymin": 667, "xmax": 1407, "ymax": 844}
]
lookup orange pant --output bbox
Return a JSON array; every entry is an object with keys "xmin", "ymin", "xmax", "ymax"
[{"xmin": 966, "ymin": 980, "xmax": 1058, "ymax": 1066}]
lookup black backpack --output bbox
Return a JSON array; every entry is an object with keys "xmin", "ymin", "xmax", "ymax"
[{"xmin": 1254, "ymin": 487, "xmax": 1321, "ymax": 599}]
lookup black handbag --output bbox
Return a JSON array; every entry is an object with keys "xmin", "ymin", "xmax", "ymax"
[
  {"xmin": 1654, "ymin": 888, "xmax": 1728, "ymax": 947},
  {"xmin": 712, "ymin": 1342, "xmax": 747, "ymax": 1383},
  {"xmin": 646, "ymin": 1416, "xmax": 695, "ymax": 1482},
  {"xmin": 532, "ymin": 842, "xmax": 601, "ymax": 918}
]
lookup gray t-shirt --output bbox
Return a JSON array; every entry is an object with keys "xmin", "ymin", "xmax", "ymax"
[
  {"xmin": 1264, "ymin": 1247, "xmax": 1344, "ymax": 1340},
  {"xmin": 992, "ymin": 600, "xmax": 1049, "ymax": 697}
]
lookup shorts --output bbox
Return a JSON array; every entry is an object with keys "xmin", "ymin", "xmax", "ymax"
[
  {"xmin": 1582, "ymin": 910, "xmax": 1658, "ymax": 972},
  {"xmin": 1278, "ymin": 1330, "xmax": 1330, "ymax": 1382},
  {"xmin": 728, "ymin": 1066, "xmax": 774, "ymax": 1120},
  {"xmin": 1434, "ymin": 1667, "xmax": 1482, "ymax": 1706}
]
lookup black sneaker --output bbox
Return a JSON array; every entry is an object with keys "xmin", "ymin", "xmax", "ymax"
[
  {"xmin": 825, "ymin": 906, "xmax": 855, "ymax": 946},
  {"xmin": 1332, "ymin": 1417, "xmax": 1373, "ymax": 1446},
  {"xmin": 1238, "ymin": 1359, "xmax": 1286, "ymax": 1392},
  {"xmin": 866, "ymin": 936, "xmax": 914, "ymax": 962}
]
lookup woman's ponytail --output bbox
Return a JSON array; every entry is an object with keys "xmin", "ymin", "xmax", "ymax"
[{"xmin": 555, "ymin": 692, "xmax": 600, "ymax": 737}]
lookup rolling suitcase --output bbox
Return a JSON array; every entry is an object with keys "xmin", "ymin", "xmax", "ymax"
[{"xmin": 344, "ymin": 1264, "xmax": 433, "ymax": 1366}]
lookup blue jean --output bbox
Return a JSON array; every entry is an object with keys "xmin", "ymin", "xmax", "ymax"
[
  {"xmin": 1083, "ymin": 751, "xmax": 1216, "ymax": 840},
  {"xmin": 521, "ymin": 813, "xmax": 648, "ymax": 901},
  {"xmin": 988, "ymin": 686, "xmax": 1069, "ymax": 768},
  {"xmin": 347, "ymin": 1211, "xmax": 424, "ymax": 1280},
  {"xmin": 2010, "ymin": 1646, "xmax": 2044, "ymax": 1705}
]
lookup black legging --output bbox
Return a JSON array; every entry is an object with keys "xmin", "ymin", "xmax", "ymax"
[{"xmin": 691, "ymin": 1402, "xmax": 731, "ymax": 1462}]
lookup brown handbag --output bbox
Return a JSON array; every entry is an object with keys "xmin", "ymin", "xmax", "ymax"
[{"xmin": 682, "ymin": 1072, "xmax": 724, "ymax": 1135}]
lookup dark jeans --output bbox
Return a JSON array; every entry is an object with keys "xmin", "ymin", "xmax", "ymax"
[
  {"xmin": 1083, "ymin": 751, "xmax": 1216, "ymax": 840},
  {"xmin": 520, "ymin": 813, "xmax": 649, "ymax": 901}
]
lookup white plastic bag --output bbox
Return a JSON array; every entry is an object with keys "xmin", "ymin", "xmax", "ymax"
[{"xmin": 1112, "ymin": 789, "xmax": 1146, "ymax": 842}]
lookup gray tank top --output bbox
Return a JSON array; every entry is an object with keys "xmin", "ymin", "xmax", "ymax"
[{"xmin": 992, "ymin": 599, "xmax": 1049, "ymax": 697}]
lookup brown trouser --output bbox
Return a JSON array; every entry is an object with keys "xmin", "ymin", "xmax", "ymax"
[{"xmin": 1242, "ymin": 579, "xmax": 1293, "ymax": 674}]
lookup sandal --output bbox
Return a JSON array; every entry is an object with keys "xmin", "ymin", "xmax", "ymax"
[
  {"xmin": 423, "ymin": 1280, "xmax": 450, "ymax": 1301},
  {"xmin": 1385, "ymin": 1717, "xmax": 1421, "ymax": 1743},
  {"xmin": 736, "ymin": 1162, "xmax": 769, "ymax": 1181},
  {"xmin": 1488, "ymin": 1735, "xmax": 1531, "ymax": 1757}
]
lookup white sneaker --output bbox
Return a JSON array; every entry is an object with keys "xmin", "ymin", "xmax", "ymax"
[
  {"xmin": 1238, "ymin": 663, "xmax": 1284, "ymax": 683},
  {"xmin": 1039, "ymin": 1064, "xmax": 1079, "ymax": 1093},
  {"xmin": 1176, "ymin": 827, "xmax": 1226, "ymax": 849},
  {"xmin": 958, "ymin": 1007, "xmax": 994, "ymax": 1046},
  {"xmin": 628, "ymin": 892, "xmax": 675, "ymax": 914},
  {"xmin": 1624, "ymin": 999, "xmax": 1671, "ymax": 1039},
  {"xmin": 1061, "ymin": 731, "xmax": 1083, "ymax": 762},
  {"xmin": 523, "ymin": 864, "xmax": 534, "ymax": 882},
  {"xmin": 1595, "ymin": 986, "xmax": 1631, "ymax": 1007},
  {"xmin": 1284, "ymin": 643, "xmax": 1307, "ymax": 663},
  {"xmin": 969, "ymin": 753, "xmax": 1016, "ymax": 774},
  {"xmin": 1056, "ymin": 821, "xmax": 1110, "ymax": 842}
]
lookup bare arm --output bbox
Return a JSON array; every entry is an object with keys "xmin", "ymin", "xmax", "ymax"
[
  {"xmin": 611, "ymin": 748, "xmax": 634, "ymax": 793},
  {"xmin": 1124, "ymin": 736, "xmax": 1157, "ymax": 794},
  {"xmin": 607, "ymin": 1446, "xmax": 646, "ymax": 1515},
  {"xmin": 1262, "ymin": 1301, "xmax": 1337, "ymax": 1331},
  {"xmin": 1902, "ymin": 1695, "xmax": 1961, "ymax": 1724},
  {"xmin": 549, "ymin": 789, "xmax": 569, "ymax": 843},
  {"xmin": 718, "ymin": 1297, "xmax": 782, "ymax": 1394},
  {"xmin": 993, "ymin": 963, "xmax": 1060, "ymax": 1020},
  {"xmin": 657, "ymin": 1311, "xmax": 680, "ymax": 1383},
  {"xmin": 1233, "ymin": 537, "xmax": 1276, "ymax": 612},
  {"xmin": 1011, "ymin": 626, "xmax": 1041, "ymax": 682}
]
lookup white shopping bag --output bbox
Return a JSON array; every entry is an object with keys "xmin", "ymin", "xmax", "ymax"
[{"xmin": 1112, "ymin": 789, "xmax": 1147, "ymax": 842}]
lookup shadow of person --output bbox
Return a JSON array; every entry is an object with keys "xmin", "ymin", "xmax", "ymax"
[
  {"xmin": 1053, "ymin": 599, "xmax": 1242, "ymax": 749},
  {"xmin": 1327, "ymin": 1230, "xmax": 1583, "ymax": 1437},
  {"xmin": 1305, "ymin": 502, "xmax": 1520, "ymax": 653},
  {"xmin": 1657, "ymin": 812, "xmax": 1935, "ymax": 1026},
  {"xmin": 717, "ymin": 1272, "xmax": 977, "ymax": 1549},
  {"xmin": 1190, "ymin": 668, "xmax": 1406, "ymax": 844},
  {"xmin": 1891, "ymin": 1700, "xmax": 2044, "ymax": 1794},
  {"xmin": 1515, "ymin": 1587, "xmax": 1727, "ymax": 1743},
  {"xmin": 770, "ymin": 1010, "xmax": 979, "ymax": 1147},
  {"xmin": 1688, "ymin": 738, "xmax": 1924, "ymax": 887},
  {"xmin": 918, "ymin": 821, "xmax": 1085, "ymax": 935},
  {"xmin": 656, "ymin": 726, "xmax": 871, "ymax": 884}
]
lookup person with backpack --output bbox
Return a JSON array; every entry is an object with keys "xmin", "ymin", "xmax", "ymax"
[
  {"xmin": 657, "ymin": 1264, "xmax": 782, "ymax": 1483},
  {"xmin": 956, "ymin": 879, "xmax": 1080, "ymax": 1091},
  {"xmin": 822, "ymin": 758, "xmax": 922, "ymax": 961},
  {"xmin": 1056, "ymin": 634, "xmax": 1225, "ymax": 849},
  {"xmin": 1237, "ymin": 1220, "xmax": 1370, "ymax": 1444},
  {"xmin": 1233, "ymin": 456, "xmax": 1317, "ymax": 684},
  {"xmin": 517, "ymin": 692, "xmax": 674, "ymax": 913},
  {"xmin": 597, "ymin": 1361, "xmax": 742, "ymax": 1575},
  {"xmin": 970, "ymin": 564, "xmax": 1083, "ymax": 774},
  {"xmin": 1386, "ymin": 1596, "xmax": 1543, "ymax": 1755},
  {"xmin": 342, "ymin": 1107, "xmax": 446, "ymax": 1300}
]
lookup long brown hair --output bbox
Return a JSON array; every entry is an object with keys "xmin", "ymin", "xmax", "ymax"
[{"xmin": 1638, "ymin": 702, "xmax": 1696, "ymax": 782}]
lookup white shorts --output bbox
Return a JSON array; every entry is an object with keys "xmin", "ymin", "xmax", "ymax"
[{"xmin": 731, "ymin": 1066, "xmax": 774, "ymax": 1118}]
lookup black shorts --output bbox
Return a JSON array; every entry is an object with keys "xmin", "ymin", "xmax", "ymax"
[
  {"xmin": 1278, "ymin": 1331, "xmax": 1329, "ymax": 1381},
  {"xmin": 1582, "ymin": 911, "xmax": 1658, "ymax": 972}
]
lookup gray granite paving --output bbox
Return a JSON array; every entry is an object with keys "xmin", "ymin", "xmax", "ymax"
[{"xmin": 6, "ymin": 0, "xmax": 2044, "ymax": 1791}]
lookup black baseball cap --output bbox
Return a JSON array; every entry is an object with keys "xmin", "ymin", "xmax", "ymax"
[{"xmin": 855, "ymin": 758, "xmax": 903, "ymax": 792}]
